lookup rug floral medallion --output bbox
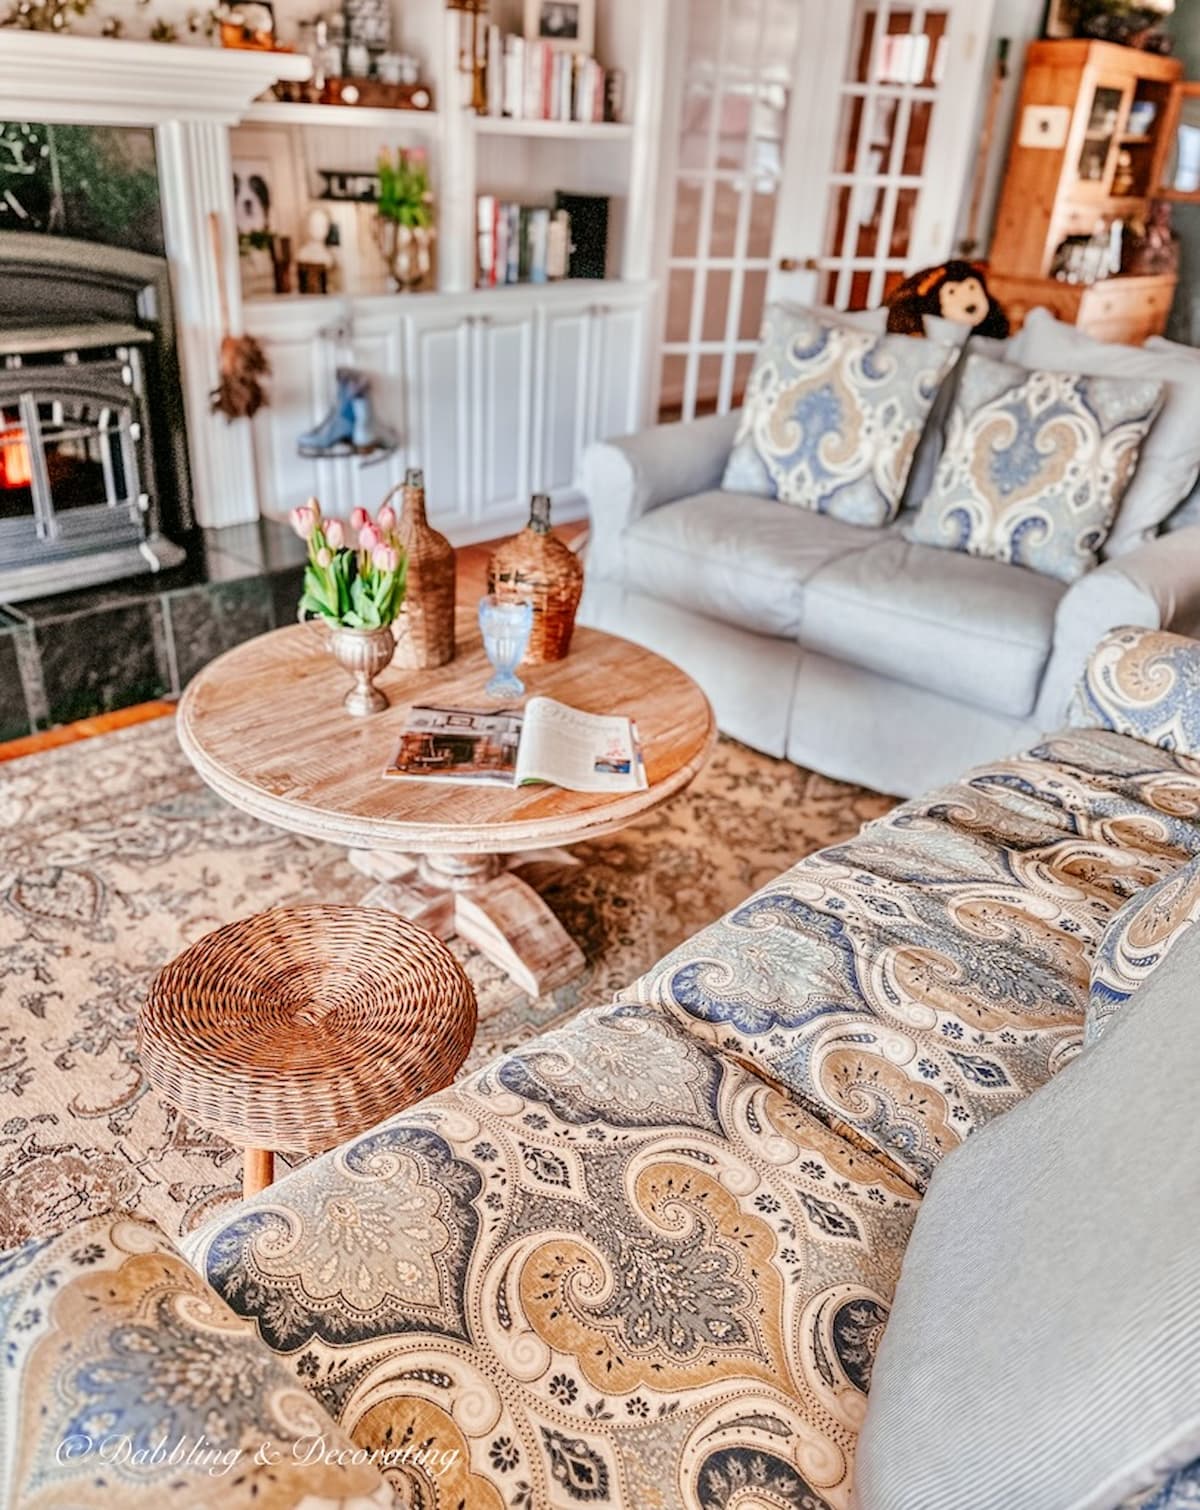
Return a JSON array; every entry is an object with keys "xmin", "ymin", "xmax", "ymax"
[{"xmin": 0, "ymin": 716, "xmax": 892, "ymax": 1249}]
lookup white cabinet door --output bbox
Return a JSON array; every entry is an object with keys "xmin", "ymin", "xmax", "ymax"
[
  {"xmin": 244, "ymin": 285, "xmax": 649, "ymax": 538},
  {"xmin": 245, "ymin": 303, "xmax": 407, "ymax": 520},
  {"xmin": 588, "ymin": 298, "xmax": 645, "ymax": 447},
  {"xmin": 348, "ymin": 310, "xmax": 407, "ymax": 512},
  {"xmin": 247, "ymin": 315, "xmax": 345, "ymax": 518},
  {"xmin": 404, "ymin": 308, "xmax": 474, "ymax": 535},
  {"xmin": 472, "ymin": 308, "xmax": 534, "ymax": 528},
  {"xmin": 534, "ymin": 304, "xmax": 592, "ymax": 503}
]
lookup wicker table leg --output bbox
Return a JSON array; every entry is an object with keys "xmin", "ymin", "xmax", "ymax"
[{"xmin": 243, "ymin": 1147, "xmax": 274, "ymax": 1198}]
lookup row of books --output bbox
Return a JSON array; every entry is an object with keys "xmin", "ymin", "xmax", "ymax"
[
  {"xmin": 477, "ymin": 197, "xmax": 571, "ymax": 287},
  {"xmin": 483, "ymin": 31, "xmax": 619, "ymax": 124}
]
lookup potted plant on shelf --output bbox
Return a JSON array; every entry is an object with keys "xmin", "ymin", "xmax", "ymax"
[
  {"xmin": 289, "ymin": 497, "xmax": 407, "ymax": 715},
  {"xmin": 375, "ymin": 148, "xmax": 435, "ymax": 292}
]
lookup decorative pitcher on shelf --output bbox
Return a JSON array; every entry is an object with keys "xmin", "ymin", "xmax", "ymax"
[{"xmin": 375, "ymin": 220, "xmax": 436, "ymax": 292}]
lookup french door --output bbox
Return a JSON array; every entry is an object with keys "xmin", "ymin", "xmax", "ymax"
[{"xmin": 655, "ymin": 0, "xmax": 996, "ymax": 421}]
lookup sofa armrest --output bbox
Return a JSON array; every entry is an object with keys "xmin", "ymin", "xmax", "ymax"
[
  {"xmin": 1037, "ymin": 527, "xmax": 1200, "ymax": 725},
  {"xmin": 581, "ymin": 410, "xmax": 740, "ymax": 579},
  {"xmin": 1066, "ymin": 625, "xmax": 1200, "ymax": 760}
]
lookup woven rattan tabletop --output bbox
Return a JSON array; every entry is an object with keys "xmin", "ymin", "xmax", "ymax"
[{"xmin": 138, "ymin": 905, "xmax": 477, "ymax": 1170}]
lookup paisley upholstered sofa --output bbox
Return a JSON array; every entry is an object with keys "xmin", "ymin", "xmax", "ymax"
[{"xmin": 5, "ymin": 625, "xmax": 1200, "ymax": 1510}]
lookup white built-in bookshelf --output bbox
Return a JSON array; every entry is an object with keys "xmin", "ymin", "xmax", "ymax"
[
  {"xmin": 0, "ymin": 12, "xmax": 667, "ymax": 533},
  {"xmin": 229, "ymin": 0, "xmax": 663, "ymax": 303},
  {"xmin": 222, "ymin": 0, "xmax": 667, "ymax": 537}
]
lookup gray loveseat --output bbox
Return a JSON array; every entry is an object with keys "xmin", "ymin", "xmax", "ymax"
[{"xmin": 579, "ymin": 326, "xmax": 1200, "ymax": 798}]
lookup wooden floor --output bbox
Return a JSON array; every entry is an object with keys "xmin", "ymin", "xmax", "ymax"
[{"xmin": 0, "ymin": 523, "xmax": 587, "ymax": 765}]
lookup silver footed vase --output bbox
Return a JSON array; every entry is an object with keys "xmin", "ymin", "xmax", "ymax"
[{"xmin": 327, "ymin": 623, "xmax": 395, "ymax": 716}]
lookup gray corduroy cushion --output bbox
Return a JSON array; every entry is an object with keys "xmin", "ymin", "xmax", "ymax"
[{"xmin": 855, "ymin": 924, "xmax": 1200, "ymax": 1510}]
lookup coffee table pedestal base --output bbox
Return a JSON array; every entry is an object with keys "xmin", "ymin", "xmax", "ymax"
[{"xmin": 350, "ymin": 849, "xmax": 585, "ymax": 998}]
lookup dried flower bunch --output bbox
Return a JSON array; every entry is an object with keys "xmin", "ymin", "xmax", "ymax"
[{"xmin": 289, "ymin": 496, "xmax": 408, "ymax": 630}]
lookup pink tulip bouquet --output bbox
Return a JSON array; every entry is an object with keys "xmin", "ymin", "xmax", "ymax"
[{"xmin": 289, "ymin": 497, "xmax": 407, "ymax": 630}]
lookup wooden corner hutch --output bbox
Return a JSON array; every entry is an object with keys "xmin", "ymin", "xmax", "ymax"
[{"xmin": 989, "ymin": 39, "xmax": 1186, "ymax": 344}]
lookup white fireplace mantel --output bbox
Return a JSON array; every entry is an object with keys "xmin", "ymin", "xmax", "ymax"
[
  {"xmin": 0, "ymin": 31, "xmax": 310, "ymax": 126},
  {"xmin": 0, "ymin": 33, "xmax": 312, "ymax": 529}
]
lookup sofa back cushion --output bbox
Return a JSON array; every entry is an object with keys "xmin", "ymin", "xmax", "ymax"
[
  {"xmin": 903, "ymin": 350, "xmax": 1164, "ymax": 583},
  {"xmin": 0, "ymin": 1211, "xmax": 390, "ymax": 1509},
  {"xmin": 855, "ymin": 924, "xmax": 1200, "ymax": 1510},
  {"xmin": 623, "ymin": 725, "xmax": 1200, "ymax": 1195},
  {"xmin": 722, "ymin": 302, "xmax": 956, "ymax": 526},
  {"xmin": 1013, "ymin": 311, "xmax": 1200, "ymax": 557},
  {"xmin": 1088, "ymin": 854, "xmax": 1200, "ymax": 1046},
  {"xmin": 1069, "ymin": 626, "xmax": 1200, "ymax": 761}
]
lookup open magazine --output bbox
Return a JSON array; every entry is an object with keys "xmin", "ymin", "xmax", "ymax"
[{"xmin": 384, "ymin": 698, "xmax": 647, "ymax": 793}]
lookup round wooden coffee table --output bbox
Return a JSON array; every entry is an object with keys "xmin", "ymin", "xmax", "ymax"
[{"xmin": 176, "ymin": 608, "xmax": 716, "ymax": 997}]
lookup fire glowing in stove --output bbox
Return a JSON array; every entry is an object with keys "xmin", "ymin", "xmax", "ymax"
[{"xmin": 0, "ymin": 428, "xmax": 32, "ymax": 489}]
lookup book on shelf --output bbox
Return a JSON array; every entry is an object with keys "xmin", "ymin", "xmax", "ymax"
[
  {"xmin": 485, "ymin": 31, "xmax": 619, "ymax": 125},
  {"xmin": 503, "ymin": 34, "xmax": 524, "ymax": 120},
  {"xmin": 383, "ymin": 699, "xmax": 647, "ymax": 793},
  {"xmin": 486, "ymin": 24, "xmax": 504, "ymax": 117},
  {"xmin": 477, "ymin": 199, "xmax": 555, "ymax": 286},
  {"xmin": 477, "ymin": 194, "xmax": 495, "ymax": 286}
]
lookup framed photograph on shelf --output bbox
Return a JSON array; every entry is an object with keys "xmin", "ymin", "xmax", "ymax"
[
  {"xmin": 524, "ymin": 0, "xmax": 594, "ymax": 53},
  {"xmin": 230, "ymin": 127, "xmax": 305, "ymax": 299}
]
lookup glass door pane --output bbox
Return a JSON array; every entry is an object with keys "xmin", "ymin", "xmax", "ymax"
[
  {"xmin": 0, "ymin": 405, "xmax": 34, "ymax": 522},
  {"xmin": 37, "ymin": 396, "xmax": 133, "ymax": 512},
  {"xmin": 658, "ymin": 0, "xmax": 803, "ymax": 422},
  {"xmin": 1077, "ymin": 84, "xmax": 1125, "ymax": 188},
  {"xmin": 819, "ymin": 1, "xmax": 952, "ymax": 310},
  {"xmin": 1161, "ymin": 86, "xmax": 1200, "ymax": 195}
]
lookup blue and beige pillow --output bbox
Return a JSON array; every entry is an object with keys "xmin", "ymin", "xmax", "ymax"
[
  {"xmin": 723, "ymin": 304, "xmax": 956, "ymax": 526},
  {"xmin": 904, "ymin": 351, "xmax": 1163, "ymax": 582},
  {"xmin": 1087, "ymin": 855, "xmax": 1200, "ymax": 1047}
]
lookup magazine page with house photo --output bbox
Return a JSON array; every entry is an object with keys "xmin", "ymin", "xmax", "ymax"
[
  {"xmin": 384, "ymin": 706, "xmax": 523, "ymax": 786},
  {"xmin": 514, "ymin": 697, "xmax": 646, "ymax": 793}
]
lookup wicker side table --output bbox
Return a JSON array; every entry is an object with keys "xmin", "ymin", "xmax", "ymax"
[{"xmin": 138, "ymin": 904, "xmax": 477, "ymax": 1198}]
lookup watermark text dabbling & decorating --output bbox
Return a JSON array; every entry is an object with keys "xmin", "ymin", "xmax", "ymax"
[{"xmin": 55, "ymin": 1430, "xmax": 461, "ymax": 1479}]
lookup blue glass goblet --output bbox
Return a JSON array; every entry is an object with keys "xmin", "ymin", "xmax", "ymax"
[{"xmin": 478, "ymin": 595, "xmax": 533, "ymax": 699}]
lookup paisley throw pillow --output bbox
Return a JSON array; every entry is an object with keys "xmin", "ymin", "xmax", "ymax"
[
  {"xmin": 1087, "ymin": 855, "xmax": 1200, "ymax": 1047},
  {"xmin": 722, "ymin": 303, "xmax": 956, "ymax": 527},
  {"xmin": 904, "ymin": 351, "xmax": 1163, "ymax": 582}
]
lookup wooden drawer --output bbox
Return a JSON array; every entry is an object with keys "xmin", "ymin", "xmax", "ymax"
[
  {"xmin": 988, "ymin": 275, "xmax": 1082, "ymax": 332},
  {"xmin": 1078, "ymin": 279, "xmax": 1173, "ymax": 327},
  {"xmin": 1077, "ymin": 314, "xmax": 1158, "ymax": 345},
  {"xmin": 989, "ymin": 273, "xmax": 1176, "ymax": 343}
]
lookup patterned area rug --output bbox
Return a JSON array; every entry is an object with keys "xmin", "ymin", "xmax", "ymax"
[{"xmin": 0, "ymin": 716, "xmax": 892, "ymax": 1249}]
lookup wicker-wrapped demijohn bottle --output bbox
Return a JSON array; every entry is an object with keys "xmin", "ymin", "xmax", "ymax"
[
  {"xmin": 487, "ymin": 493, "xmax": 584, "ymax": 663},
  {"xmin": 390, "ymin": 467, "xmax": 455, "ymax": 669}
]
